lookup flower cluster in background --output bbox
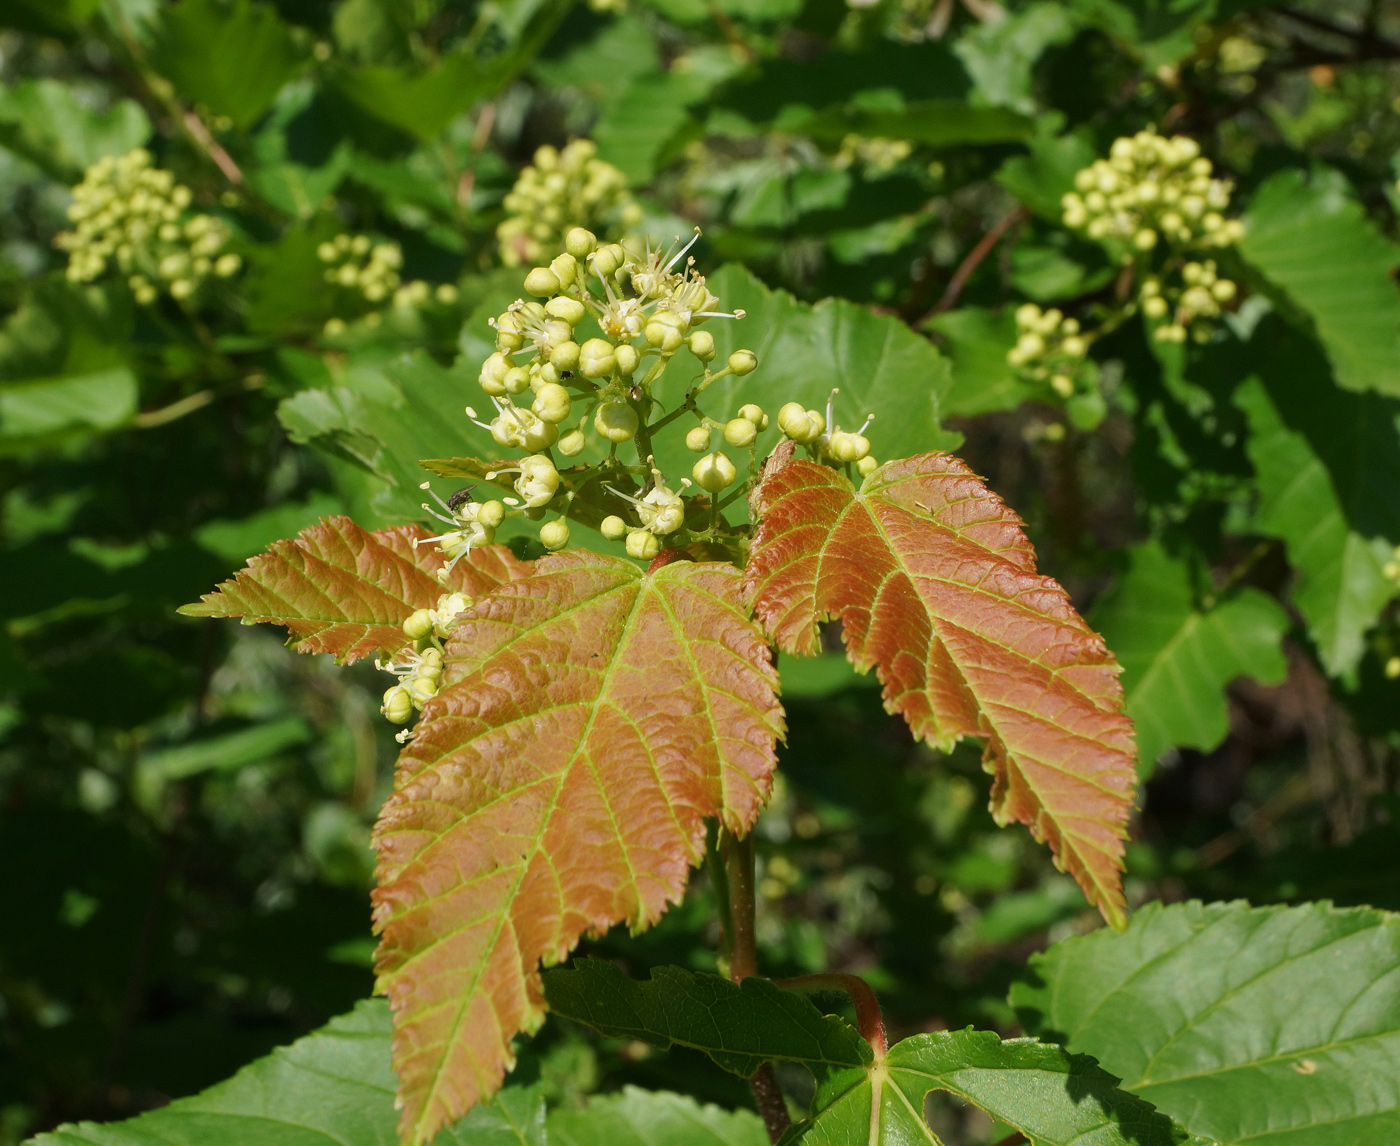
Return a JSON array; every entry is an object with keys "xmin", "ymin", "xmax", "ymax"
[
  {"xmin": 496, "ymin": 140, "xmax": 642, "ymax": 268},
  {"xmin": 56, "ymin": 148, "xmax": 239, "ymax": 303}
]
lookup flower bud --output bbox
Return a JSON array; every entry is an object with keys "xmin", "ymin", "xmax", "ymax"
[
  {"xmin": 646, "ymin": 311, "xmax": 687, "ymax": 351},
  {"xmin": 548, "ymin": 253, "xmax": 577, "ymax": 288},
  {"xmin": 534, "ymin": 361, "xmax": 560, "ymax": 386},
  {"xmin": 382, "ymin": 684, "xmax": 415, "ymax": 724},
  {"xmin": 1211, "ymin": 278, "xmax": 1236, "ymax": 301},
  {"xmin": 579, "ymin": 338, "xmax": 617, "ymax": 378},
  {"xmin": 550, "ymin": 340, "xmax": 580, "ymax": 371},
  {"xmin": 565, "ymin": 227, "xmax": 597, "ymax": 258},
  {"xmin": 1050, "ymin": 374, "xmax": 1075, "ymax": 398},
  {"xmin": 723, "ymin": 418, "xmax": 757, "ymax": 448},
  {"xmin": 403, "ymin": 608, "xmax": 435, "ymax": 641},
  {"xmin": 520, "ymin": 418, "xmax": 558, "ymax": 452},
  {"xmin": 1061, "ymin": 336, "xmax": 1087, "ymax": 358},
  {"xmin": 479, "ymin": 352, "xmax": 511, "ymax": 396},
  {"xmin": 626, "ymin": 530, "xmax": 660, "ymax": 560},
  {"xmin": 728, "ymin": 349, "xmax": 758, "ymax": 375},
  {"xmin": 692, "ymin": 452, "xmax": 737, "ymax": 492},
  {"xmin": 685, "ymin": 426, "xmax": 711, "ymax": 453},
  {"xmin": 738, "ymin": 403, "xmax": 767, "ymax": 429},
  {"xmin": 601, "ymin": 515, "xmax": 628, "ymax": 540},
  {"xmin": 595, "ymin": 400, "xmax": 639, "ymax": 443},
  {"xmin": 557, "ymin": 428, "xmax": 586, "ymax": 456},
  {"xmin": 546, "ymin": 296, "xmax": 586, "ymax": 326},
  {"xmin": 1143, "ymin": 296, "xmax": 1169, "ymax": 319},
  {"xmin": 591, "ymin": 243, "xmax": 624, "ymax": 278},
  {"xmin": 614, "ymin": 344, "xmax": 640, "ymax": 375},
  {"xmin": 1133, "ymin": 229, "xmax": 1158, "ymax": 251},
  {"xmin": 525, "ymin": 266, "xmax": 560, "ymax": 296},
  {"xmin": 688, "ymin": 330, "xmax": 716, "ymax": 360},
  {"xmin": 504, "ymin": 366, "xmax": 532, "ymax": 395},
  {"xmin": 532, "ymin": 383, "xmax": 572, "ymax": 424},
  {"xmin": 856, "ymin": 456, "xmax": 878, "ymax": 477},
  {"xmin": 777, "ymin": 401, "xmax": 823, "ymax": 444},
  {"xmin": 477, "ymin": 500, "xmax": 507, "ymax": 528},
  {"xmin": 827, "ymin": 431, "xmax": 870, "ymax": 464},
  {"xmin": 540, "ymin": 518, "xmax": 570, "ymax": 551}
]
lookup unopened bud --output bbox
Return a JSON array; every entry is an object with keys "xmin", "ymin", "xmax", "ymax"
[
  {"xmin": 504, "ymin": 366, "xmax": 532, "ymax": 395},
  {"xmin": 723, "ymin": 418, "xmax": 757, "ymax": 448},
  {"xmin": 479, "ymin": 352, "xmax": 511, "ymax": 396},
  {"xmin": 595, "ymin": 400, "xmax": 638, "ymax": 443},
  {"xmin": 692, "ymin": 452, "xmax": 737, "ymax": 492},
  {"xmin": 738, "ymin": 403, "xmax": 767, "ymax": 429},
  {"xmin": 626, "ymin": 530, "xmax": 660, "ymax": 560},
  {"xmin": 548, "ymin": 253, "xmax": 577, "ymax": 288},
  {"xmin": 546, "ymin": 296, "xmax": 586, "ymax": 326},
  {"xmin": 591, "ymin": 243, "xmax": 624, "ymax": 277},
  {"xmin": 856, "ymin": 456, "xmax": 878, "ymax": 477},
  {"xmin": 688, "ymin": 330, "xmax": 715, "ymax": 361},
  {"xmin": 827, "ymin": 431, "xmax": 870, "ymax": 464},
  {"xmin": 728, "ymin": 349, "xmax": 757, "ymax": 375},
  {"xmin": 540, "ymin": 519, "xmax": 570, "ymax": 551},
  {"xmin": 403, "ymin": 609, "xmax": 435, "ymax": 641},
  {"xmin": 601, "ymin": 515, "xmax": 628, "ymax": 540},
  {"xmin": 614, "ymin": 344, "xmax": 640, "ymax": 375},
  {"xmin": 550, "ymin": 340, "xmax": 580, "ymax": 371},
  {"xmin": 777, "ymin": 401, "xmax": 822, "ymax": 444},
  {"xmin": 579, "ymin": 338, "xmax": 617, "ymax": 378},
  {"xmin": 558, "ymin": 428, "xmax": 586, "ymax": 456},
  {"xmin": 475, "ymin": 500, "xmax": 505, "ymax": 528},
  {"xmin": 532, "ymin": 382, "xmax": 573, "ymax": 424},
  {"xmin": 525, "ymin": 267, "xmax": 560, "ymax": 296},
  {"xmin": 382, "ymin": 684, "xmax": 414, "ymax": 725},
  {"xmin": 1050, "ymin": 374, "xmax": 1074, "ymax": 398},
  {"xmin": 685, "ymin": 426, "xmax": 711, "ymax": 453},
  {"xmin": 565, "ymin": 227, "xmax": 597, "ymax": 258}
]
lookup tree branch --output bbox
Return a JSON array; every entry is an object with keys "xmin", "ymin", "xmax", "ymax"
[{"xmin": 921, "ymin": 206, "xmax": 1028, "ymax": 323}]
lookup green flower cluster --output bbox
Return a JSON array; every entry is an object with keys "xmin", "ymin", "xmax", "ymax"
[
  {"xmin": 496, "ymin": 140, "xmax": 642, "ymax": 269},
  {"xmin": 1139, "ymin": 258, "xmax": 1238, "ymax": 344},
  {"xmin": 317, "ymin": 234, "xmax": 404, "ymax": 303},
  {"xmin": 56, "ymin": 149, "xmax": 239, "ymax": 304},
  {"xmin": 834, "ymin": 135, "xmax": 913, "ymax": 176},
  {"xmin": 1060, "ymin": 129, "xmax": 1245, "ymax": 252},
  {"xmin": 1006, "ymin": 304, "xmax": 1089, "ymax": 394},
  {"xmin": 414, "ymin": 225, "xmax": 771, "ymax": 573}
]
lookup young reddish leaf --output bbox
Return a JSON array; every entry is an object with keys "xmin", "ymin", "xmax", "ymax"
[
  {"xmin": 370, "ymin": 550, "xmax": 783, "ymax": 1145},
  {"xmin": 178, "ymin": 515, "xmax": 531, "ymax": 664},
  {"xmin": 745, "ymin": 444, "xmax": 1135, "ymax": 927}
]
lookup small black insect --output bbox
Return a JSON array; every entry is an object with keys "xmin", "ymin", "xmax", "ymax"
[{"xmin": 446, "ymin": 486, "xmax": 476, "ymax": 511}]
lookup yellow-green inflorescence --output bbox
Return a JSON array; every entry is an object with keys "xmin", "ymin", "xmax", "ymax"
[
  {"xmin": 411, "ymin": 224, "xmax": 882, "ymax": 582},
  {"xmin": 56, "ymin": 149, "xmax": 240, "ymax": 304},
  {"xmin": 496, "ymin": 140, "xmax": 643, "ymax": 269},
  {"xmin": 1060, "ymin": 127, "xmax": 1244, "ymax": 345}
]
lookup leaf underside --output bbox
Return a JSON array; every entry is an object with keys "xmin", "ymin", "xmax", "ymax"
[
  {"xmin": 371, "ymin": 550, "xmax": 784, "ymax": 1145},
  {"xmin": 1013, "ymin": 899, "xmax": 1400, "ymax": 1145},
  {"xmin": 543, "ymin": 959, "xmax": 871, "ymax": 1078},
  {"xmin": 178, "ymin": 515, "xmax": 532, "ymax": 664},
  {"xmin": 782, "ymin": 1029, "xmax": 1202, "ymax": 1146},
  {"xmin": 744, "ymin": 445, "xmax": 1136, "ymax": 926}
]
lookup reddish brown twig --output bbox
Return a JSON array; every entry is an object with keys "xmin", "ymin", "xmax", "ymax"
[
  {"xmin": 922, "ymin": 206, "xmax": 1028, "ymax": 323},
  {"xmin": 775, "ymin": 973, "xmax": 888, "ymax": 1056}
]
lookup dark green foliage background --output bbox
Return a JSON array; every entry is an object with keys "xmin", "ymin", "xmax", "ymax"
[{"xmin": 2, "ymin": 0, "xmax": 1399, "ymax": 1142}]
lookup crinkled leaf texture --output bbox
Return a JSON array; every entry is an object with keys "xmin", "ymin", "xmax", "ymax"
[
  {"xmin": 1013, "ymin": 899, "xmax": 1400, "ymax": 1145},
  {"xmin": 745, "ymin": 445, "xmax": 1136, "ymax": 926},
  {"xmin": 781, "ymin": 1028, "xmax": 1205, "ymax": 1146},
  {"xmin": 178, "ymin": 516, "xmax": 532, "ymax": 664},
  {"xmin": 543, "ymin": 959, "xmax": 871, "ymax": 1078},
  {"xmin": 30, "ymin": 997, "xmax": 763, "ymax": 1146},
  {"xmin": 372, "ymin": 551, "xmax": 783, "ymax": 1146}
]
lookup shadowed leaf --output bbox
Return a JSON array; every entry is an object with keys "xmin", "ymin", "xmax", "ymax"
[
  {"xmin": 371, "ymin": 551, "xmax": 783, "ymax": 1145},
  {"xmin": 543, "ymin": 959, "xmax": 870, "ymax": 1078},
  {"xmin": 744, "ymin": 444, "xmax": 1136, "ymax": 926},
  {"xmin": 179, "ymin": 515, "xmax": 532, "ymax": 664},
  {"xmin": 780, "ymin": 1029, "xmax": 1203, "ymax": 1146},
  {"xmin": 1013, "ymin": 900, "xmax": 1400, "ymax": 1146}
]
